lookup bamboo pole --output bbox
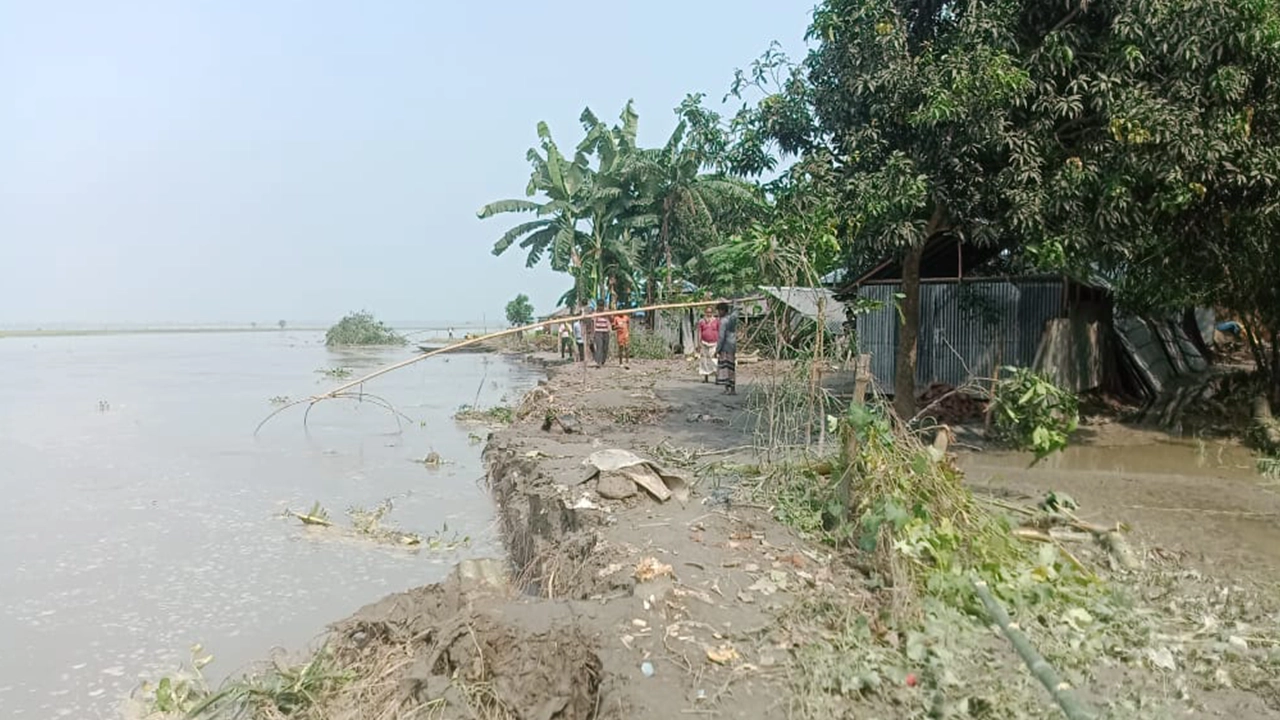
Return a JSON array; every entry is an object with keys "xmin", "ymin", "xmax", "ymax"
[
  {"xmin": 972, "ymin": 578, "xmax": 1098, "ymax": 720},
  {"xmin": 314, "ymin": 296, "xmax": 761, "ymax": 400}
]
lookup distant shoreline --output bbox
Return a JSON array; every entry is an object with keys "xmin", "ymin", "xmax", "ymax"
[
  {"xmin": 0, "ymin": 326, "xmax": 326, "ymax": 339},
  {"xmin": 0, "ymin": 323, "xmax": 499, "ymax": 340}
]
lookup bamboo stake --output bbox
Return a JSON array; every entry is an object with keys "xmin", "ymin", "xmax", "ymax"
[
  {"xmin": 256, "ymin": 296, "xmax": 764, "ymax": 433},
  {"xmin": 972, "ymin": 578, "xmax": 1098, "ymax": 720}
]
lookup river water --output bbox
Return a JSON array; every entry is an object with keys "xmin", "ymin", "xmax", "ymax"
[{"xmin": 0, "ymin": 330, "xmax": 540, "ymax": 718}]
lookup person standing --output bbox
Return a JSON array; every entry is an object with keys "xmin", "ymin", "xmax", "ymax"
[
  {"xmin": 696, "ymin": 305, "xmax": 719, "ymax": 383},
  {"xmin": 613, "ymin": 310, "xmax": 631, "ymax": 367},
  {"xmin": 715, "ymin": 301, "xmax": 738, "ymax": 395},
  {"xmin": 573, "ymin": 313, "xmax": 585, "ymax": 361},
  {"xmin": 558, "ymin": 321, "xmax": 573, "ymax": 359},
  {"xmin": 592, "ymin": 306, "xmax": 612, "ymax": 366}
]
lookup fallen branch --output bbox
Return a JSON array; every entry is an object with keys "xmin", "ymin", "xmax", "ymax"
[
  {"xmin": 982, "ymin": 498, "xmax": 1140, "ymax": 570},
  {"xmin": 1011, "ymin": 529, "xmax": 1094, "ymax": 577},
  {"xmin": 972, "ymin": 578, "xmax": 1098, "ymax": 720}
]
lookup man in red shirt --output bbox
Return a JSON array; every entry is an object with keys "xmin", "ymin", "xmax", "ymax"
[{"xmin": 591, "ymin": 306, "xmax": 612, "ymax": 366}]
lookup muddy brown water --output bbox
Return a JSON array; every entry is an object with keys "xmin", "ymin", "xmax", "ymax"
[
  {"xmin": 961, "ymin": 428, "xmax": 1280, "ymax": 575},
  {"xmin": 0, "ymin": 330, "xmax": 541, "ymax": 719}
]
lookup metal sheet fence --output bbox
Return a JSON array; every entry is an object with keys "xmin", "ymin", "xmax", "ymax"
[{"xmin": 856, "ymin": 279, "xmax": 1066, "ymax": 391}]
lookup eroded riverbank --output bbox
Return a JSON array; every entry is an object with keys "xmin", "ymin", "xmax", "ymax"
[{"xmin": 140, "ymin": 356, "xmax": 1280, "ymax": 719}]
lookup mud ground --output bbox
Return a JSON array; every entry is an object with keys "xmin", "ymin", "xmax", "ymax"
[{"xmin": 297, "ymin": 356, "xmax": 1280, "ymax": 719}]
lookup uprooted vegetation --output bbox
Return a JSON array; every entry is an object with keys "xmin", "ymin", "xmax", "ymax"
[
  {"xmin": 747, "ymin": 386, "xmax": 1280, "ymax": 718},
  {"xmin": 281, "ymin": 499, "xmax": 469, "ymax": 550}
]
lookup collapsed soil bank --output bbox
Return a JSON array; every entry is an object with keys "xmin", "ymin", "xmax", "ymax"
[{"xmin": 312, "ymin": 358, "xmax": 807, "ymax": 719}]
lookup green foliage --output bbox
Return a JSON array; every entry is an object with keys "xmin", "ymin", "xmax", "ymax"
[
  {"xmin": 454, "ymin": 404, "xmax": 515, "ymax": 425},
  {"xmin": 480, "ymin": 100, "xmax": 758, "ymax": 308},
  {"xmin": 626, "ymin": 330, "xmax": 670, "ymax": 359},
  {"xmin": 990, "ymin": 367, "xmax": 1080, "ymax": 463},
  {"xmin": 504, "ymin": 293, "xmax": 534, "ymax": 327},
  {"xmin": 186, "ymin": 646, "xmax": 349, "ymax": 718},
  {"xmin": 324, "ymin": 311, "xmax": 405, "ymax": 347},
  {"xmin": 347, "ymin": 500, "xmax": 423, "ymax": 546},
  {"xmin": 422, "ymin": 521, "xmax": 472, "ymax": 552},
  {"xmin": 141, "ymin": 645, "xmax": 215, "ymax": 715}
]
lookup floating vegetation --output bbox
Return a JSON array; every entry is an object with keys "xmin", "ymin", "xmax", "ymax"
[
  {"xmin": 424, "ymin": 522, "xmax": 471, "ymax": 551},
  {"xmin": 286, "ymin": 501, "xmax": 332, "ymax": 527},
  {"xmin": 315, "ymin": 366, "xmax": 353, "ymax": 380},
  {"xmin": 468, "ymin": 432, "xmax": 485, "ymax": 445},
  {"xmin": 268, "ymin": 395, "xmax": 291, "ymax": 405},
  {"xmin": 421, "ymin": 451, "xmax": 444, "ymax": 467},
  {"xmin": 454, "ymin": 404, "xmax": 515, "ymax": 425},
  {"xmin": 348, "ymin": 500, "xmax": 421, "ymax": 546}
]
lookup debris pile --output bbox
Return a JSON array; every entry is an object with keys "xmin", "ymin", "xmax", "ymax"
[{"xmin": 915, "ymin": 383, "xmax": 987, "ymax": 425}]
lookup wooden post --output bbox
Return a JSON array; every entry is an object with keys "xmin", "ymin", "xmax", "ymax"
[{"xmin": 853, "ymin": 354, "xmax": 872, "ymax": 406}]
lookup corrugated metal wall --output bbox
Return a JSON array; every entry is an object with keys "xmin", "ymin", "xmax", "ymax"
[{"xmin": 856, "ymin": 279, "xmax": 1066, "ymax": 390}]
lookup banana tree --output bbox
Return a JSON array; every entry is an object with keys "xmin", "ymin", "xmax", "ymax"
[
  {"xmin": 629, "ymin": 119, "xmax": 760, "ymax": 301},
  {"xmin": 575, "ymin": 102, "xmax": 648, "ymax": 305},
  {"xmin": 478, "ymin": 121, "xmax": 593, "ymax": 300}
]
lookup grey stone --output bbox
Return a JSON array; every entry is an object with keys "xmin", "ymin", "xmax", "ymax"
[{"xmin": 596, "ymin": 471, "xmax": 638, "ymax": 499}]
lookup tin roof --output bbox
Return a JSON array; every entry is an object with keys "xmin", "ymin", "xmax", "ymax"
[{"xmin": 759, "ymin": 286, "xmax": 846, "ymax": 335}]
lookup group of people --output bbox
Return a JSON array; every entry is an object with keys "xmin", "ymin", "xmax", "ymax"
[
  {"xmin": 556, "ymin": 306, "xmax": 632, "ymax": 367},
  {"xmin": 553, "ymin": 301, "xmax": 738, "ymax": 394}
]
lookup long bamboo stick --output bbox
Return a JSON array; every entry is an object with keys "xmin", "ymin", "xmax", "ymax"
[
  {"xmin": 315, "ymin": 296, "xmax": 765, "ymax": 400},
  {"xmin": 972, "ymin": 578, "xmax": 1098, "ymax": 720}
]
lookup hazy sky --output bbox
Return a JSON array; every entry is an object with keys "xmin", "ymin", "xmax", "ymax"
[{"xmin": 0, "ymin": 1, "xmax": 810, "ymax": 326}]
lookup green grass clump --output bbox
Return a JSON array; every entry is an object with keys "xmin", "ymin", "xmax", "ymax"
[
  {"xmin": 454, "ymin": 404, "xmax": 515, "ymax": 425},
  {"xmin": 626, "ymin": 330, "xmax": 671, "ymax": 359},
  {"xmin": 324, "ymin": 311, "xmax": 405, "ymax": 347}
]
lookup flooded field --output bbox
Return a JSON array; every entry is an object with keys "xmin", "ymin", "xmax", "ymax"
[{"xmin": 0, "ymin": 331, "xmax": 540, "ymax": 719}]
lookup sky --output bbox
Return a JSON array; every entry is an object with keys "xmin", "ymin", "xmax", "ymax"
[{"xmin": 0, "ymin": 1, "xmax": 811, "ymax": 327}]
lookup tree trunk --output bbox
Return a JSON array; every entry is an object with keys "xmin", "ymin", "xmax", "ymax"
[
  {"xmin": 893, "ymin": 204, "xmax": 946, "ymax": 421},
  {"xmin": 893, "ymin": 241, "xmax": 926, "ymax": 419},
  {"xmin": 1271, "ymin": 326, "xmax": 1280, "ymax": 409},
  {"xmin": 661, "ymin": 197, "xmax": 673, "ymax": 299}
]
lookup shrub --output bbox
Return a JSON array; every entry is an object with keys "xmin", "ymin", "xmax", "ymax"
[
  {"xmin": 627, "ymin": 330, "xmax": 671, "ymax": 360},
  {"xmin": 324, "ymin": 311, "xmax": 405, "ymax": 347},
  {"xmin": 989, "ymin": 366, "xmax": 1079, "ymax": 462}
]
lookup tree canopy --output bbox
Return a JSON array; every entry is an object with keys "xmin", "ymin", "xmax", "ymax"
[
  {"xmin": 479, "ymin": 101, "xmax": 758, "ymax": 309},
  {"xmin": 504, "ymin": 294, "xmax": 534, "ymax": 327},
  {"xmin": 480, "ymin": 0, "xmax": 1280, "ymax": 406},
  {"xmin": 702, "ymin": 0, "xmax": 1280, "ymax": 409}
]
